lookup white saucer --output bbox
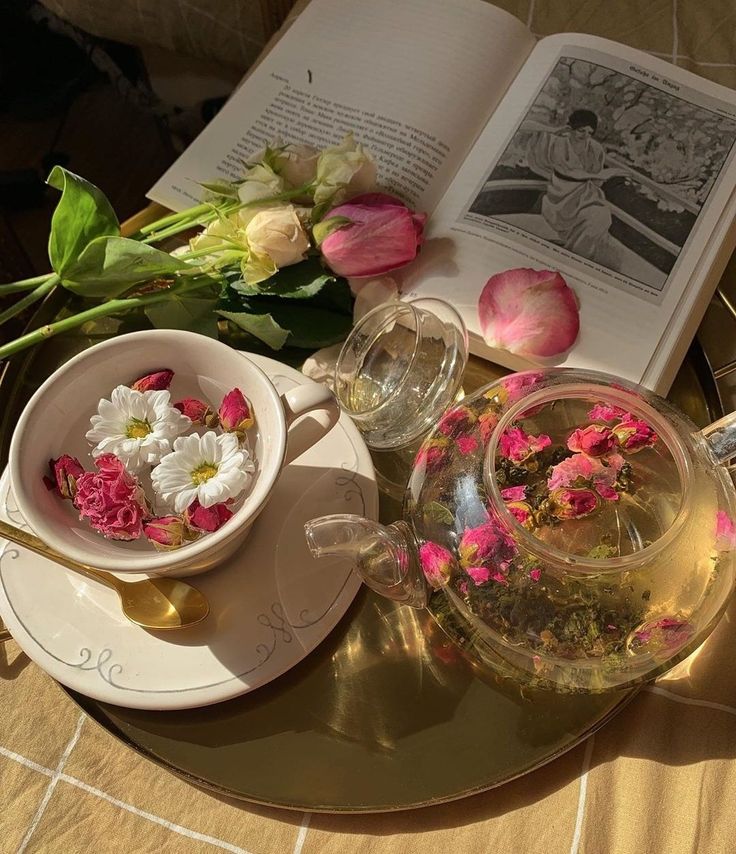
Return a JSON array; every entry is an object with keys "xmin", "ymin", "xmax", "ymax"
[{"xmin": 0, "ymin": 354, "xmax": 377, "ymax": 710}]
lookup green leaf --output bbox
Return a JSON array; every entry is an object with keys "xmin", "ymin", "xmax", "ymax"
[
  {"xmin": 145, "ymin": 294, "xmax": 219, "ymax": 338},
  {"xmin": 261, "ymin": 300, "xmax": 354, "ymax": 348},
  {"xmin": 312, "ymin": 215, "xmax": 352, "ymax": 245},
  {"xmin": 229, "ymin": 256, "xmax": 336, "ymax": 300},
  {"xmin": 423, "ymin": 501, "xmax": 455, "ymax": 526},
  {"xmin": 47, "ymin": 166, "xmax": 120, "ymax": 277},
  {"xmin": 61, "ymin": 236, "xmax": 190, "ymax": 297},
  {"xmin": 217, "ymin": 309, "xmax": 290, "ymax": 350}
]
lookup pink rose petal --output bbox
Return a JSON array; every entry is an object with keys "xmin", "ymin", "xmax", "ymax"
[{"xmin": 478, "ymin": 268, "xmax": 579, "ymax": 358}]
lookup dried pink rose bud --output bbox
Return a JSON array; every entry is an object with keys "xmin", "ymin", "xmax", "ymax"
[
  {"xmin": 567, "ymin": 424, "xmax": 616, "ymax": 457},
  {"xmin": 219, "ymin": 389, "xmax": 255, "ymax": 435},
  {"xmin": 437, "ymin": 405, "xmax": 476, "ymax": 437},
  {"xmin": 456, "ymin": 435, "xmax": 479, "ymax": 456},
  {"xmin": 550, "ymin": 487, "xmax": 599, "ymax": 520},
  {"xmin": 130, "ymin": 369, "xmax": 174, "ymax": 392},
  {"xmin": 458, "ymin": 518, "xmax": 517, "ymax": 568},
  {"xmin": 174, "ymin": 397, "xmax": 220, "ymax": 428},
  {"xmin": 45, "ymin": 455, "xmax": 85, "ymax": 501},
  {"xmin": 143, "ymin": 515, "xmax": 191, "ymax": 550},
  {"xmin": 418, "ymin": 541, "xmax": 454, "ymax": 588},
  {"xmin": 547, "ymin": 453, "xmax": 624, "ymax": 502},
  {"xmin": 612, "ymin": 416, "xmax": 658, "ymax": 452},
  {"xmin": 414, "ymin": 437, "xmax": 450, "ymax": 473},
  {"xmin": 185, "ymin": 499, "xmax": 234, "ymax": 533},
  {"xmin": 478, "ymin": 409, "xmax": 499, "ymax": 447},
  {"xmin": 506, "ymin": 500, "xmax": 535, "ymax": 529}
]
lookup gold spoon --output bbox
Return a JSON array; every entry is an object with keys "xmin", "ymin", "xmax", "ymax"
[{"xmin": 0, "ymin": 519, "xmax": 209, "ymax": 632}]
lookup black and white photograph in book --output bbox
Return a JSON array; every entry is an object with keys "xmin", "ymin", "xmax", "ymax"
[{"xmin": 464, "ymin": 56, "xmax": 736, "ymax": 292}]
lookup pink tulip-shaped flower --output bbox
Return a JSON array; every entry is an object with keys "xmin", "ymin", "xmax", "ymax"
[
  {"xmin": 185, "ymin": 499, "xmax": 234, "ymax": 533},
  {"xmin": 130, "ymin": 369, "xmax": 174, "ymax": 392},
  {"xmin": 318, "ymin": 193, "xmax": 426, "ymax": 278},
  {"xmin": 550, "ymin": 487, "xmax": 599, "ymax": 520},
  {"xmin": 419, "ymin": 541, "xmax": 454, "ymax": 588},
  {"xmin": 44, "ymin": 455, "xmax": 85, "ymax": 500},
  {"xmin": 144, "ymin": 515, "xmax": 191, "ymax": 550},
  {"xmin": 612, "ymin": 416, "xmax": 657, "ymax": 452},
  {"xmin": 567, "ymin": 424, "xmax": 616, "ymax": 457},
  {"xmin": 219, "ymin": 389, "xmax": 255, "ymax": 435},
  {"xmin": 478, "ymin": 268, "xmax": 579, "ymax": 358},
  {"xmin": 74, "ymin": 454, "xmax": 148, "ymax": 540},
  {"xmin": 498, "ymin": 426, "xmax": 551, "ymax": 463},
  {"xmin": 174, "ymin": 397, "xmax": 220, "ymax": 428}
]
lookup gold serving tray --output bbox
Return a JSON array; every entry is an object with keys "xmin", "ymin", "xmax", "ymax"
[{"xmin": 0, "ymin": 207, "xmax": 729, "ymax": 812}]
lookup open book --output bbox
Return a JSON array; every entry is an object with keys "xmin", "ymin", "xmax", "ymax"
[{"xmin": 148, "ymin": 0, "xmax": 736, "ymax": 394}]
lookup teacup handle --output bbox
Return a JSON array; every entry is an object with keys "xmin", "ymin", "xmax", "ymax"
[{"xmin": 280, "ymin": 384, "xmax": 340, "ymax": 466}]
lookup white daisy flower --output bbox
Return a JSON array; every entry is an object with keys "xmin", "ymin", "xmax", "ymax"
[
  {"xmin": 86, "ymin": 385, "xmax": 191, "ymax": 473},
  {"xmin": 151, "ymin": 431, "xmax": 255, "ymax": 513}
]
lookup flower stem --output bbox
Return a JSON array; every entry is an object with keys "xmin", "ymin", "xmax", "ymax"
[
  {"xmin": 0, "ymin": 276, "xmax": 59, "ymax": 327},
  {"xmin": 176, "ymin": 243, "xmax": 238, "ymax": 262},
  {"xmin": 138, "ymin": 203, "xmax": 212, "ymax": 235},
  {"xmin": 0, "ymin": 272, "xmax": 56, "ymax": 294},
  {"xmin": 0, "ymin": 278, "xmax": 209, "ymax": 362},
  {"xmin": 140, "ymin": 211, "xmax": 219, "ymax": 245}
]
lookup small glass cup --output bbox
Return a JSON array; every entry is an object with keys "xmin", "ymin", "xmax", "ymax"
[
  {"xmin": 335, "ymin": 298, "xmax": 468, "ymax": 450},
  {"xmin": 335, "ymin": 299, "xmax": 468, "ymax": 501}
]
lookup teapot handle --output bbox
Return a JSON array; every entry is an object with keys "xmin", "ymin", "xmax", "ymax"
[{"xmin": 700, "ymin": 411, "xmax": 736, "ymax": 465}]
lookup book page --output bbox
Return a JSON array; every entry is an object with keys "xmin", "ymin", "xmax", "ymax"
[
  {"xmin": 148, "ymin": 0, "xmax": 534, "ymax": 214},
  {"xmin": 405, "ymin": 34, "xmax": 736, "ymax": 391}
]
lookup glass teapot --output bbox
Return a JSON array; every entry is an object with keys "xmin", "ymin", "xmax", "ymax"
[{"xmin": 305, "ymin": 368, "xmax": 736, "ymax": 693}]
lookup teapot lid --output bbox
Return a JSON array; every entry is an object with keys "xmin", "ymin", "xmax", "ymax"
[{"xmin": 482, "ymin": 381, "xmax": 689, "ymax": 569}]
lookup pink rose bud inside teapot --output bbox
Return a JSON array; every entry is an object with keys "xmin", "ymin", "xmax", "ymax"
[{"xmin": 306, "ymin": 368, "xmax": 736, "ymax": 693}]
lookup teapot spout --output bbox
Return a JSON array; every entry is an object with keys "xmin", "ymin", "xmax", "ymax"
[{"xmin": 304, "ymin": 514, "xmax": 428, "ymax": 608}]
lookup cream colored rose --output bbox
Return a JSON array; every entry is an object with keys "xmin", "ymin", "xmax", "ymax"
[
  {"xmin": 189, "ymin": 213, "xmax": 245, "ymax": 253},
  {"xmin": 238, "ymin": 163, "xmax": 285, "ymax": 205},
  {"xmin": 245, "ymin": 205, "xmax": 310, "ymax": 269},
  {"xmin": 313, "ymin": 134, "xmax": 377, "ymax": 208},
  {"xmin": 274, "ymin": 143, "xmax": 320, "ymax": 189}
]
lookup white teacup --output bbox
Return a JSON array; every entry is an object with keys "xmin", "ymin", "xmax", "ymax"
[{"xmin": 9, "ymin": 329, "xmax": 339, "ymax": 577}]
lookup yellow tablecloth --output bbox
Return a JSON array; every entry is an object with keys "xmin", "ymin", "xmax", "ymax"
[{"xmin": 3, "ymin": 2, "xmax": 736, "ymax": 852}]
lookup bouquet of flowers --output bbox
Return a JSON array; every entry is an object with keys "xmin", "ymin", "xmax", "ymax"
[{"xmin": 0, "ymin": 135, "xmax": 426, "ymax": 361}]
